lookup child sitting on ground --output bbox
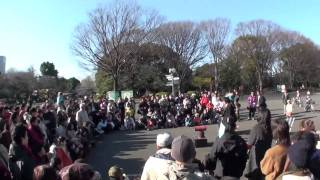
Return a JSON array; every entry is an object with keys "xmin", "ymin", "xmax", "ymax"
[
  {"xmin": 185, "ymin": 114, "xmax": 193, "ymax": 127},
  {"xmin": 124, "ymin": 115, "xmax": 135, "ymax": 130}
]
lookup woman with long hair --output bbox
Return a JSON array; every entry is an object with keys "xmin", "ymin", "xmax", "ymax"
[
  {"xmin": 245, "ymin": 103, "xmax": 273, "ymax": 180},
  {"xmin": 260, "ymin": 119, "xmax": 291, "ymax": 180}
]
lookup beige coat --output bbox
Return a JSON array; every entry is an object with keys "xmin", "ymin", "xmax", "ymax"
[{"xmin": 261, "ymin": 145, "xmax": 288, "ymax": 180}]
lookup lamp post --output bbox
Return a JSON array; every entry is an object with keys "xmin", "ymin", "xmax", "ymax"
[{"xmin": 169, "ymin": 68, "xmax": 176, "ymax": 95}]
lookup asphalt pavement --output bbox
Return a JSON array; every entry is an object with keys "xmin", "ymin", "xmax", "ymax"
[{"xmin": 87, "ymin": 92, "xmax": 320, "ymax": 179}]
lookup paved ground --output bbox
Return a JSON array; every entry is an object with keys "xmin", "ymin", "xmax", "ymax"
[{"xmin": 87, "ymin": 92, "xmax": 320, "ymax": 178}]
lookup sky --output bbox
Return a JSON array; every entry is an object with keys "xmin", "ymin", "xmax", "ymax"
[{"xmin": 0, "ymin": 0, "xmax": 319, "ymax": 80}]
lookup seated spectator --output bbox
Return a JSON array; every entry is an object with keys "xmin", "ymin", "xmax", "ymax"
[
  {"xmin": 167, "ymin": 135, "xmax": 212, "ymax": 179},
  {"xmin": 0, "ymin": 122, "xmax": 11, "ymax": 180},
  {"xmin": 59, "ymin": 162, "xmax": 101, "ymax": 180},
  {"xmin": 28, "ymin": 116, "xmax": 45, "ymax": 154},
  {"xmin": 193, "ymin": 113, "xmax": 201, "ymax": 126},
  {"xmin": 278, "ymin": 137, "xmax": 315, "ymax": 179},
  {"xmin": 33, "ymin": 164, "xmax": 60, "ymax": 180},
  {"xmin": 165, "ymin": 112, "xmax": 177, "ymax": 128},
  {"xmin": 284, "ymin": 132, "xmax": 320, "ymax": 179},
  {"xmin": 9, "ymin": 124, "xmax": 36, "ymax": 180},
  {"xmin": 52, "ymin": 137, "xmax": 72, "ymax": 168},
  {"xmin": 95, "ymin": 118, "xmax": 107, "ymax": 134},
  {"xmin": 124, "ymin": 115, "xmax": 135, "ymax": 130},
  {"xmin": 184, "ymin": 114, "xmax": 193, "ymax": 127},
  {"xmin": 260, "ymin": 120, "xmax": 291, "ymax": 180},
  {"xmin": 108, "ymin": 165, "xmax": 124, "ymax": 180},
  {"xmin": 49, "ymin": 156, "xmax": 62, "ymax": 174},
  {"xmin": 291, "ymin": 119, "xmax": 318, "ymax": 144},
  {"xmin": 0, "ymin": 117, "xmax": 11, "ymax": 151},
  {"xmin": 204, "ymin": 123, "xmax": 248, "ymax": 179},
  {"xmin": 141, "ymin": 132, "xmax": 174, "ymax": 180}
]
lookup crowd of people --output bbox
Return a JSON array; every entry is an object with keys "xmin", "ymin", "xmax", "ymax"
[
  {"xmin": 139, "ymin": 117, "xmax": 320, "ymax": 180},
  {"xmin": 0, "ymin": 89, "xmax": 320, "ymax": 180}
]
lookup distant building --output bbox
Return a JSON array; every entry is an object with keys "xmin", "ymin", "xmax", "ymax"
[{"xmin": 0, "ymin": 56, "xmax": 6, "ymax": 75}]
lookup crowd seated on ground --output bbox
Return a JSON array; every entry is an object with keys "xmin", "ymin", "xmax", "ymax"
[{"xmin": 1, "ymin": 90, "xmax": 320, "ymax": 180}]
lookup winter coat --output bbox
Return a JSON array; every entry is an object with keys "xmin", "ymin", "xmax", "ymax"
[
  {"xmin": 245, "ymin": 123, "xmax": 272, "ymax": 179},
  {"xmin": 260, "ymin": 144, "xmax": 288, "ymax": 180},
  {"xmin": 167, "ymin": 163, "xmax": 213, "ymax": 180},
  {"xmin": 247, "ymin": 95, "xmax": 257, "ymax": 108},
  {"xmin": 204, "ymin": 132, "xmax": 248, "ymax": 179},
  {"xmin": 141, "ymin": 148, "xmax": 174, "ymax": 180},
  {"xmin": 8, "ymin": 143, "xmax": 36, "ymax": 180}
]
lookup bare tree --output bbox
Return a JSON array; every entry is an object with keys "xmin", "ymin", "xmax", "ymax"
[
  {"xmin": 201, "ymin": 18, "xmax": 231, "ymax": 91},
  {"xmin": 155, "ymin": 21, "xmax": 207, "ymax": 91},
  {"xmin": 275, "ymin": 30, "xmax": 309, "ymax": 87},
  {"xmin": 235, "ymin": 20, "xmax": 281, "ymax": 92},
  {"xmin": 76, "ymin": 76, "xmax": 96, "ymax": 95},
  {"xmin": 72, "ymin": 0, "xmax": 162, "ymax": 91}
]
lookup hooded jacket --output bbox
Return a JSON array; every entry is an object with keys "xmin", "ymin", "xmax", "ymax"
[
  {"xmin": 141, "ymin": 148, "xmax": 174, "ymax": 180},
  {"xmin": 204, "ymin": 132, "xmax": 248, "ymax": 179}
]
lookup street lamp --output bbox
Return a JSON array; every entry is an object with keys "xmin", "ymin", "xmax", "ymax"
[{"xmin": 169, "ymin": 68, "xmax": 176, "ymax": 95}]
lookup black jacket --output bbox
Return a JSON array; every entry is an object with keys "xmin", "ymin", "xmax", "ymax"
[{"xmin": 204, "ymin": 132, "xmax": 248, "ymax": 179}]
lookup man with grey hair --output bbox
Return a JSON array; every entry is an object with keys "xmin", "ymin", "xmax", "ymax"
[{"xmin": 141, "ymin": 132, "xmax": 174, "ymax": 180}]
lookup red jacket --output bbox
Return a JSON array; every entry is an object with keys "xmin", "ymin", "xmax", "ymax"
[
  {"xmin": 200, "ymin": 96, "xmax": 209, "ymax": 107},
  {"xmin": 28, "ymin": 125, "xmax": 44, "ymax": 149}
]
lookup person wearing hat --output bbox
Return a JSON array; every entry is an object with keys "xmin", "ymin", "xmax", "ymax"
[
  {"xmin": 141, "ymin": 132, "xmax": 174, "ymax": 180},
  {"xmin": 108, "ymin": 165, "xmax": 124, "ymax": 180},
  {"xmin": 204, "ymin": 123, "xmax": 248, "ymax": 179},
  {"xmin": 167, "ymin": 135, "xmax": 213, "ymax": 180},
  {"xmin": 283, "ymin": 132, "xmax": 320, "ymax": 180},
  {"xmin": 277, "ymin": 139, "xmax": 314, "ymax": 180}
]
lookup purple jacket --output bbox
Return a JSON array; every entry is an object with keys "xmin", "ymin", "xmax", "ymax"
[{"xmin": 247, "ymin": 95, "xmax": 257, "ymax": 108}]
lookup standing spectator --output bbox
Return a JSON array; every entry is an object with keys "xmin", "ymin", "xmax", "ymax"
[
  {"xmin": 282, "ymin": 90, "xmax": 290, "ymax": 115},
  {"xmin": 76, "ymin": 103, "xmax": 90, "ymax": 128},
  {"xmin": 247, "ymin": 91, "xmax": 257, "ymax": 120},
  {"xmin": 256, "ymin": 91, "xmax": 266, "ymax": 110},
  {"xmin": 141, "ymin": 132, "xmax": 174, "ymax": 180},
  {"xmin": 235, "ymin": 91, "xmax": 241, "ymax": 121},
  {"xmin": 56, "ymin": 92, "xmax": 64, "ymax": 107},
  {"xmin": 222, "ymin": 97, "xmax": 237, "ymax": 128},
  {"xmin": 167, "ymin": 135, "xmax": 212, "ymax": 179},
  {"xmin": 204, "ymin": 123, "xmax": 248, "ymax": 179},
  {"xmin": 9, "ymin": 124, "xmax": 36, "ymax": 180},
  {"xmin": 245, "ymin": 103, "xmax": 272, "ymax": 180},
  {"xmin": 286, "ymin": 100, "xmax": 294, "ymax": 131},
  {"xmin": 260, "ymin": 120, "xmax": 290, "ymax": 180}
]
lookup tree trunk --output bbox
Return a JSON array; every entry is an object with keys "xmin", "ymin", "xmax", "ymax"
[
  {"xmin": 113, "ymin": 76, "xmax": 118, "ymax": 91},
  {"xmin": 214, "ymin": 62, "xmax": 219, "ymax": 91},
  {"xmin": 258, "ymin": 72, "xmax": 263, "ymax": 92}
]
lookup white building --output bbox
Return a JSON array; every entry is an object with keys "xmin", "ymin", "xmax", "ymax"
[{"xmin": 0, "ymin": 56, "xmax": 6, "ymax": 75}]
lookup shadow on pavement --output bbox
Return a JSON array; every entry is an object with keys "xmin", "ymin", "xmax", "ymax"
[{"xmin": 86, "ymin": 130, "xmax": 155, "ymax": 179}]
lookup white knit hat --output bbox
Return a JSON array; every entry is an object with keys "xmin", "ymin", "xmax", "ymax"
[{"xmin": 156, "ymin": 132, "xmax": 173, "ymax": 148}]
